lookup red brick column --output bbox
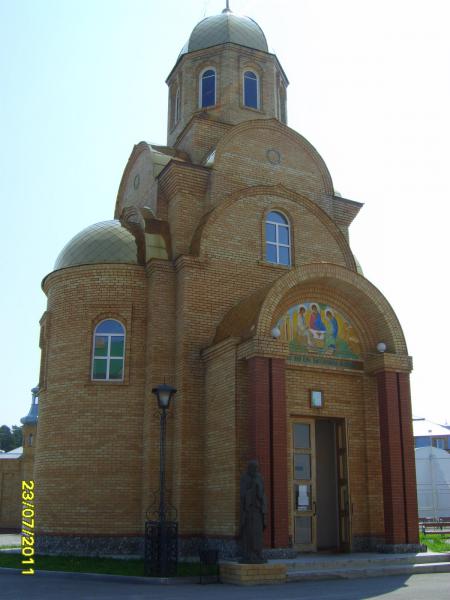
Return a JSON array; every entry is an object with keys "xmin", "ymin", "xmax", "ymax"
[
  {"xmin": 270, "ymin": 358, "xmax": 289, "ymax": 548},
  {"xmin": 376, "ymin": 370, "xmax": 419, "ymax": 545},
  {"xmin": 248, "ymin": 356, "xmax": 289, "ymax": 549},
  {"xmin": 398, "ymin": 373, "xmax": 419, "ymax": 544},
  {"xmin": 248, "ymin": 356, "xmax": 272, "ymax": 547}
]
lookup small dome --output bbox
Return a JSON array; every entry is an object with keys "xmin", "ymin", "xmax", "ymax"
[
  {"xmin": 21, "ymin": 387, "xmax": 39, "ymax": 426},
  {"xmin": 180, "ymin": 10, "xmax": 268, "ymax": 56},
  {"xmin": 54, "ymin": 220, "xmax": 139, "ymax": 270}
]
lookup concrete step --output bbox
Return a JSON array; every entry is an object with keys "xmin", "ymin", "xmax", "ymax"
[
  {"xmin": 287, "ymin": 560, "xmax": 450, "ymax": 582},
  {"xmin": 282, "ymin": 552, "xmax": 450, "ymax": 572}
]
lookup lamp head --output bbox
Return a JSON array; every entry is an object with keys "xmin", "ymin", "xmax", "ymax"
[{"xmin": 152, "ymin": 383, "xmax": 177, "ymax": 409}]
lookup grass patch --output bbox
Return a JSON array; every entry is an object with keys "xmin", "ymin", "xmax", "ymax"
[
  {"xmin": 0, "ymin": 553, "xmax": 216, "ymax": 577},
  {"xmin": 420, "ymin": 533, "xmax": 450, "ymax": 553},
  {"xmin": 0, "ymin": 554, "xmax": 145, "ymax": 576},
  {"xmin": 0, "ymin": 545, "xmax": 20, "ymax": 550}
]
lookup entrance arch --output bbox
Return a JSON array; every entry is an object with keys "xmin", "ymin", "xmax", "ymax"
[
  {"xmin": 212, "ymin": 262, "xmax": 417, "ymax": 551},
  {"xmin": 255, "ymin": 263, "xmax": 408, "ymax": 356}
]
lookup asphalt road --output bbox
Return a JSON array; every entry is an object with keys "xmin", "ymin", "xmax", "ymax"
[{"xmin": 2, "ymin": 570, "xmax": 450, "ymax": 600}]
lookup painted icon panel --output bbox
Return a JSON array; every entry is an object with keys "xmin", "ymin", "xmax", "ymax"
[{"xmin": 276, "ymin": 301, "xmax": 361, "ymax": 360}]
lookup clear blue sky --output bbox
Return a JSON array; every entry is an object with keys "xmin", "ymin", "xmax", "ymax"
[{"xmin": 1, "ymin": 0, "xmax": 449, "ymax": 427}]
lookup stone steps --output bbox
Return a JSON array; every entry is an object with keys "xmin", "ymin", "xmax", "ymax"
[
  {"xmin": 284, "ymin": 551, "xmax": 450, "ymax": 571},
  {"xmin": 285, "ymin": 552, "xmax": 450, "ymax": 582}
]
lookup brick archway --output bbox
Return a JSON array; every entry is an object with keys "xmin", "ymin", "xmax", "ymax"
[{"xmin": 255, "ymin": 263, "xmax": 408, "ymax": 355}]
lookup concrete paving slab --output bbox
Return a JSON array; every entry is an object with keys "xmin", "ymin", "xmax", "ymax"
[{"xmin": 0, "ymin": 571, "xmax": 450, "ymax": 600}]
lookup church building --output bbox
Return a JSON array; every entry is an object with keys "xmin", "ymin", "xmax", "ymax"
[{"xmin": 3, "ymin": 6, "xmax": 420, "ymax": 556}]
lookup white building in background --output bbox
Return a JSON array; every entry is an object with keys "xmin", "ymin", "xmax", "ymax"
[
  {"xmin": 413, "ymin": 417, "xmax": 450, "ymax": 519},
  {"xmin": 415, "ymin": 447, "xmax": 450, "ymax": 519},
  {"xmin": 413, "ymin": 417, "xmax": 450, "ymax": 451}
]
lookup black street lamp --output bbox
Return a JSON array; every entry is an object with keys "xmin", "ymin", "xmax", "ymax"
[
  {"xmin": 152, "ymin": 383, "xmax": 177, "ymax": 523},
  {"xmin": 145, "ymin": 383, "xmax": 177, "ymax": 577}
]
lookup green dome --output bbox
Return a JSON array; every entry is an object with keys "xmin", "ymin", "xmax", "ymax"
[
  {"xmin": 180, "ymin": 10, "xmax": 268, "ymax": 56},
  {"xmin": 54, "ymin": 220, "xmax": 138, "ymax": 270}
]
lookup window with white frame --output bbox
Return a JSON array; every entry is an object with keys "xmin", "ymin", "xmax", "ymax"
[
  {"xmin": 243, "ymin": 70, "xmax": 259, "ymax": 109},
  {"xmin": 278, "ymin": 83, "xmax": 287, "ymax": 124},
  {"xmin": 265, "ymin": 211, "xmax": 291, "ymax": 266},
  {"xmin": 170, "ymin": 85, "xmax": 181, "ymax": 129},
  {"xmin": 92, "ymin": 319, "xmax": 125, "ymax": 381},
  {"xmin": 200, "ymin": 68, "xmax": 216, "ymax": 108},
  {"xmin": 175, "ymin": 87, "xmax": 181, "ymax": 123}
]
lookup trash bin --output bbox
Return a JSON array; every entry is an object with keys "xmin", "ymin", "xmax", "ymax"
[{"xmin": 198, "ymin": 548, "xmax": 219, "ymax": 584}]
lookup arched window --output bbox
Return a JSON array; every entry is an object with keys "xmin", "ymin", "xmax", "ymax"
[
  {"xmin": 265, "ymin": 211, "xmax": 291, "ymax": 266},
  {"xmin": 175, "ymin": 88, "xmax": 181, "ymax": 123},
  {"xmin": 244, "ymin": 70, "xmax": 259, "ymax": 109},
  {"xmin": 170, "ymin": 85, "xmax": 180, "ymax": 129},
  {"xmin": 200, "ymin": 68, "xmax": 216, "ymax": 108},
  {"xmin": 92, "ymin": 319, "xmax": 125, "ymax": 381},
  {"xmin": 278, "ymin": 83, "xmax": 287, "ymax": 124}
]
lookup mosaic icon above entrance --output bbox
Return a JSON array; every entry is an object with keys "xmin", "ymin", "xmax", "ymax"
[{"xmin": 276, "ymin": 302, "xmax": 361, "ymax": 361}]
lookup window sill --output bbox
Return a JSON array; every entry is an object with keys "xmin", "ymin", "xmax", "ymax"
[
  {"xmin": 86, "ymin": 379, "xmax": 128, "ymax": 386},
  {"xmin": 257, "ymin": 260, "xmax": 293, "ymax": 271},
  {"xmin": 240, "ymin": 104, "xmax": 264, "ymax": 114}
]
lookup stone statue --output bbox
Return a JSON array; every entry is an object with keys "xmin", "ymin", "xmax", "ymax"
[{"xmin": 239, "ymin": 460, "xmax": 267, "ymax": 563}]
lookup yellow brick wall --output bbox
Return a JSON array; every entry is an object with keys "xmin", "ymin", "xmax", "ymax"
[
  {"xmin": 141, "ymin": 260, "xmax": 177, "ymax": 522},
  {"xmin": 203, "ymin": 340, "xmax": 238, "ymax": 536},
  {"xmin": 285, "ymin": 366, "xmax": 384, "ymax": 539},
  {"xmin": 210, "ymin": 121, "xmax": 333, "ymax": 211},
  {"xmin": 167, "ymin": 44, "xmax": 285, "ymax": 146},
  {"xmin": 30, "ymin": 177, "xmax": 403, "ymax": 545},
  {"xmin": 200, "ymin": 193, "xmax": 349, "ymax": 268},
  {"xmin": 0, "ymin": 461, "xmax": 22, "ymax": 529},
  {"xmin": 34, "ymin": 264, "xmax": 147, "ymax": 535}
]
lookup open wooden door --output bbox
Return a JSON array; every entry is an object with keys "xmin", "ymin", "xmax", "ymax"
[{"xmin": 292, "ymin": 419, "xmax": 317, "ymax": 551}]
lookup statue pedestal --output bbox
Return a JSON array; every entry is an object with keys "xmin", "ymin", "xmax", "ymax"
[{"xmin": 220, "ymin": 561, "xmax": 286, "ymax": 585}]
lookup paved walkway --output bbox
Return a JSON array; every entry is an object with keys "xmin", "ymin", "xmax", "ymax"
[
  {"xmin": 1, "ymin": 537, "xmax": 449, "ymax": 599},
  {"xmin": 1, "ymin": 570, "xmax": 450, "ymax": 600}
]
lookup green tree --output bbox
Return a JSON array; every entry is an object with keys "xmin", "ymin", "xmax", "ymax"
[
  {"xmin": 0, "ymin": 425, "xmax": 12, "ymax": 452},
  {"xmin": 0, "ymin": 425, "xmax": 23, "ymax": 452},
  {"xmin": 11, "ymin": 425, "xmax": 23, "ymax": 449}
]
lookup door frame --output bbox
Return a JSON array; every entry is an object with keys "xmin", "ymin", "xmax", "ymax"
[{"xmin": 290, "ymin": 416, "xmax": 352, "ymax": 552}]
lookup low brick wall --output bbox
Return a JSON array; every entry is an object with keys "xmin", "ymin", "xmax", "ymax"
[{"xmin": 220, "ymin": 561, "xmax": 286, "ymax": 585}]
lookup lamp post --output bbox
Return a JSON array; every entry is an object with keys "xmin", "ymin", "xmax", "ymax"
[
  {"xmin": 150, "ymin": 383, "xmax": 177, "ymax": 576},
  {"xmin": 152, "ymin": 384, "xmax": 176, "ymax": 522}
]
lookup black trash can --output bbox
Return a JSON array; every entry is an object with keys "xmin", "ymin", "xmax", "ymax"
[{"xmin": 198, "ymin": 548, "xmax": 219, "ymax": 584}]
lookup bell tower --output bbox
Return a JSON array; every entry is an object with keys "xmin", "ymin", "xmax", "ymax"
[{"xmin": 166, "ymin": 5, "xmax": 289, "ymax": 147}]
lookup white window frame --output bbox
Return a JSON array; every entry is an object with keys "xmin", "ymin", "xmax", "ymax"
[
  {"xmin": 265, "ymin": 211, "xmax": 291, "ymax": 266},
  {"xmin": 199, "ymin": 67, "xmax": 217, "ymax": 108},
  {"xmin": 243, "ymin": 70, "xmax": 260, "ymax": 110},
  {"xmin": 91, "ymin": 319, "xmax": 126, "ymax": 382}
]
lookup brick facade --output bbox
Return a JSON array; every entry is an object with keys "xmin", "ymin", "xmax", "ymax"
[{"xmin": 0, "ymin": 8, "xmax": 419, "ymax": 555}]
